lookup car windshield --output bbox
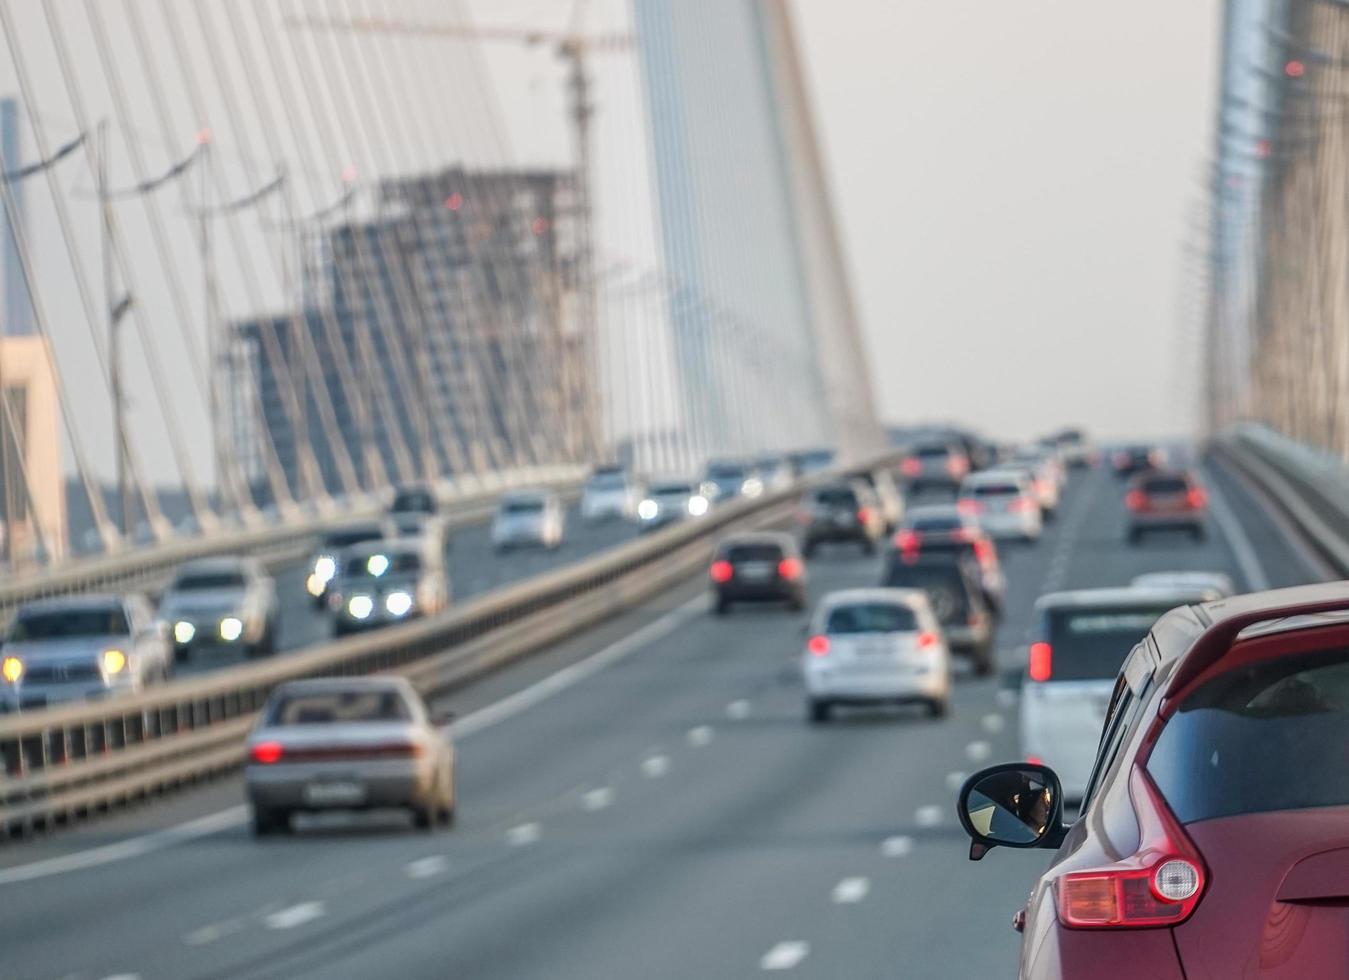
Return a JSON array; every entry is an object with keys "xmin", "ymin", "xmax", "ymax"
[
  {"xmin": 324, "ymin": 527, "xmax": 385, "ymax": 549},
  {"xmin": 914, "ymin": 445, "xmax": 949, "ymax": 459},
  {"xmin": 652, "ymin": 485, "xmax": 690, "ymax": 497},
  {"xmin": 825, "ymin": 603, "xmax": 918, "ymax": 634},
  {"xmin": 707, "ymin": 466, "xmax": 744, "ymax": 480},
  {"xmin": 392, "ymin": 490, "xmax": 435, "ymax": 513},
  {"xmin": 1141, "ymin": 476, "xmax": 1189, "ymax": 494},
  {"xmin": 343, "ymin": 552, "xmax": 422, "ymax": 578},
  {"xmin": 910, "ymin": 514, "xmax": 963, "ymax": 532},
  {"xmin": 502, "ymin": 499, "xmax": 544, "ymax": 515},
  {"xmin": 725, "ymin": 543, "xmax": 783, "ymax": 562},
  {"xmin": 813, "ymin": 487, "xmax": 857, "ymax": 508},
  {"xmin": 266, "ymin": 688, "xmax": 413, "ymax": 725},
  {"xmin": 1042, "ymin": 603, "xmax": 1176, "ymax": 681},
  {"xmin": 587, "ymin": 473, "xmax": 627, "ymax": 490},
  {"xmin": 969, "ymin": 483, "xmax": 1020, "ymax": 497},
  {"xmin": 1149, "ymin": 649, "xmax": 1349, "ymax": 822},
  {"xmin": 172, "ymin": 572, "xmax": 246, "ymax": 591},
  {"xmin": 11, "ymin": 608, "xmax": 130, "ymax": 641}
]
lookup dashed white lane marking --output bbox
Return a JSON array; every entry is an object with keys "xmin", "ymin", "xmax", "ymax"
[
  {"xmin": 945, "ymin": 771, "xmax": 968, "ymax": 792},
  {"xmin": 915, "ymin": 805, "xmax": 943, "ymax": 828},
  {"xmin": 506, "ymin": 822, "xmax": 541, "ymax": 846},
  {"xmin": 980, "ymin": 713, "xmax": 1005, "ymax": 734},
  {"xmin": 1204, "ymin": 475, "xmax": 1271, "ymax": 591},
  {"xmin": 995, "ymin": 688, "xmax": 1019, "ymax": 709},
  {"xmin": 965, "ymin": 740, "xmax": 992, "ymax": 763},
  {"xmin": 760, "ymin": 941, "xmax": 810, "ymax": 970},
  {"xmin": 582, "ymin": 787, "xmax": 615, "ymax": 811},
  {"xmin": 726, "ymin": 699, "xmax": 751, "ymax": 720},
  {"xmin": 831, "ymin": 877, "xmax": 870, "ymax": 904},
  {"xmin": 99, "ymin": 975, "xmax": 142, "ymax": 980},
  {"xmin": 687, "ymin": 725, "xmax": 714, "ymax": 747},
  {"xmin": 881, "ymin": 835, "xmax": 914, "ymax": 857},
  {"xmin": 641, "ymin": 754, "xmax": 670, "ymax": 778},
  {"xmin": 404, "ymin": 855, "xmax": 451, "ymax": 879},
  {"xmin": 183, "ymin": 918, "xmax": 246, "ymax": 946},
  {"xmin": 264, "ymin": 901, "xmax": 325, "ymax": 931}
]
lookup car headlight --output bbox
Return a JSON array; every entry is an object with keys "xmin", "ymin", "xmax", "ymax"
[
  {"xmin": 688, "ymin": 495, "xmax": 709, "ymax": 516},
  {"xmin": 367, "ymin": 554, "xmax": 390, "ymax": 577},
  {"xmin": 348, "ymin": 594, "xmax": 374, "ymax": 620},
  {"xmin": 637, "ymin": 499, "xmax": 658, "ymax": 520},
  {"xmin": 385, "ymin": 591, "xmax": 413, "ymax": 617},
  {"xmin": 101, "ymin": 648, "xmax": 127, "ymax": 675},
  {"xmin": 219, "ymin": 617, "xmax": 244, "ymax": 642},
  {"xmin": 1, "ymin": 655, "xmax": 22, "ymax": 684},
  {"xmin": 174, "ymin": 621, "xmax": 196, "ymax": 644},
  {"xmin": 313, "ymin": 555, "xmax": 336, "ymax": 583}
]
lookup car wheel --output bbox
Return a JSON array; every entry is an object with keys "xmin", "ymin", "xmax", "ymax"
[
  {"xmin": 788, "ymin": 593, "xmax": 806, "ymax": 612},
  {"xmin": 926, "ymin": 698, "xmax": 949, "ymax": 719},
  {"xmin": 1191, "ymin": 525, "xmax": 1206, "ymax": 542},
  {"xmin": 973, "ymin": 643, "xmax": 995, "ymax": 677},
  {"xmin": 808, "ymin": 699, "xmax": 831, "ymax": 724},
  {"xmin": 252, "ymin": 805, "xmax": 289, "ymax": 837},
  {"xmin": 714, "ymin": 596, "xmax": 730, "ymax": 616},
  {"xmin": 861, "ymin": 537, "xmax": 876, "ymax": 555},
  {"xmin": 1126, "ymin": 528, "xmax": 1143, "ymax": 546},
  {"xmin": 412, "ymin": 798, "xmax": 438, "ymax": 831},
  {"xmin": 174, "ymin": 645, "xmax": 191, "ymax": 664}
]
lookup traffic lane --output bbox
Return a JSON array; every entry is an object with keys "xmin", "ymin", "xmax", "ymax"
[{"xmin": 1201, "ymin": 455, "xmax": 1326, "ymax": 587}]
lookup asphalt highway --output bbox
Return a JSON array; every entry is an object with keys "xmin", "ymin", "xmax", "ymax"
[{"xmin": 0, "ymin": 460, "xmax": 1321, "ymax": 979}]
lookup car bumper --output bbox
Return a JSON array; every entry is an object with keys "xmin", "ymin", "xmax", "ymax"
[
  {"xmin": 245, "ymin": 760, "xmax": 434, "ymax": 810},
  {"xmin": 803, "ymin": 665, "xmax": 949, "ymax": 702},
  {"xmin": 716, "ymin": 581, "xmax": 803, "ymax": 602},
  {"xmin": 0, "ymin": 681, "xmax": 121, "ymax": 712},
  {"xmin": 980, "ymin": 513, "xmax": 1040, "ymax": 540},
  {"xmin": 1129, "ymin": 513, "xmax": 1203, "ymax": 531}
]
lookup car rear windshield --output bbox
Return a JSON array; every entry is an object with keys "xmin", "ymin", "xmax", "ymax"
[
  {"xmin": 502, "ymin": 499, "xmax": 544, "ymax": 514},
  {"xmin": 911, "ymin": 514, "xmax": 962, "ymax": 532},
  {"xmin": 1149, "ymin": 648, "xmax": 1349, "ymax": 823},
  {"xmin": 725, "ymin": 543, "xmax": 783, "ymax": 563},
  {"xmin": 970, "ymin": 483, "xmax": 1020, "ymax": 497},
  {"xmin": 173, "ymin": 572, "xmax": 246, "ymax": 591},
  {"xmin": 325, "ymin": 526, "xmax": 384, "ymax": 549},
  {"xmin": 11, "ymin": 608, "xmax": 129, "ymax": 641},
  {"xmin": 1142, "ymin": 476, "xmax": 1189, "ymax": 494},
  {"xmin": 914, "ymin": 445, "xmax": 950, "ymax": 459},
  {"xmin": 392, "ymin": 490, "xmax": 435, "ymax": 513},
  {"xmin": 343, "ymin": 552, "xmax": 422, "ymax": 577},
  {"xmin": 813, "ymin": 487, "xmax": 858, "ymax": 508},
  {"xmin": 1043, "ymin": 604, "xmax": 1175, "ymax": 681},
  {"xmin": 267, "ymin": 689, "xmax": 413, "ymax": 725},
  {"xmin": 826, "ymin": 603, "xmax": 919, "ymax": 634},
  {"xmin": 652, "ymin": 484, "xmax": 690, "ymax": 497}
]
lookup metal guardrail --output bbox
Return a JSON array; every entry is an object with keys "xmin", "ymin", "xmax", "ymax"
[
  {"xmin": 0, "ymin": 465, "xmax": 586, "ymax": 623},
  {"xmin": 0, "ymin": 456, "xmax": 892, "ymax": 838},
  {"xmin": 1209, "ymin": 427, "xmax": 1349, "ymax": 575}
]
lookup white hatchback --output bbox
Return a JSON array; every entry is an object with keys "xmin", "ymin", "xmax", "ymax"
[
  {"xmin": 957, "ymin": 470, "xmax": 1043, "ymax": 542},
  {"xmin": 802, "ymin": 588, "xmax": 952, "ymax": 723}
]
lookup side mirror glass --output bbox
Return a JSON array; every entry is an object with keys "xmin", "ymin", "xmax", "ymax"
[{"xmin": 957, "ymin": 763, "xmax": 1066, "ymax": 860}]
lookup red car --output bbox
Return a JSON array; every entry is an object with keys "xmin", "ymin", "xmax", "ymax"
[{"xmin": 958, "ymin": 582, "xmax": 1349, "ymax": 978}]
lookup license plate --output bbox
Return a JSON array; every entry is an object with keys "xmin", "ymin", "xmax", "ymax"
[
  {"xmin": 739, "ymin": 562, "xmax": 773, "ymax": 581},
  {"xmin": 832, "ymin": 512, "xmax": 854, "ymax": 526},
  {"xmin": 302, "ymin": 781, "xmax": 366, "ymax": 806}
]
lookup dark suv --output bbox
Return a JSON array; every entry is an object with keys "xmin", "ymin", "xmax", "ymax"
[
  {"xmin": 957, "ymin": 582, "xmax": 1349, "ymax": 979},
  {"xmin": 882, "ymin": 553, "xmax": 994, "ymax": 674},
  {"xmin": 798, "ymin": 480, "xmax": 886, "ymax": 557},
  {"xmin": 708, "ymin": 533, "xmax": 807, "ymax": 614}
]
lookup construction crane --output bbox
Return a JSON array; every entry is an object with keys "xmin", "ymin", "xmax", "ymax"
[{"xmin": 293, "ymin": 5, "xmax": 634, "ymax": 459}]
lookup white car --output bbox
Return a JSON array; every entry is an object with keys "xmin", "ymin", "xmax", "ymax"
[
  {"xmin": 580, "ymin": 467, "xmax": 639, "ymax": 523},
  {"xmin": 159, "ymin": 556, "xmax": 279, "ymax": 660},
  {"xmin": 802, "ymin": 588, "xmax": 952, "ymax": 723},
  {"xmin": 637, "ymin": 480, "xmax": 709, "ymax": 532},
  {"xmin": 1130, "ymin": 570, "xmax": 1235, "ymax": 598},
  {"xmin": 1006, "ymin": 449, "xmax": 1062, "ymax": 518},
  {"xmin": 1020, "ymin": 586, "xmax": 1215, "ymax": 801},
  {"xmin": 492, "ymin": 489, "xmax": 565, "ymax": 551},
  {"xmin": 330, "ymin": 537, "xmax": 452, "ymax": 635},
  {"xmin": 957, "ymin": 470, "xmax": 1042, "ymax": 542}
]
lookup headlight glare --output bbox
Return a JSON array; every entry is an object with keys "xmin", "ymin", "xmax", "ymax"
[
  {"xmin": 688, "ymin": 495, "xmax": 710, "ymax": 516},
  {"xmin": 385, "ymin": 591, "xmax": 414, "ymax": 617},
  {"xmin": 173, "ymin": 621, "xmax": 196, "ymax": 644},
  {"xmin": 1, "ymin": 656, "xmax": 22, "ymax": 683},
  {"xmin": 101, "ymin": 648, "xmax": 127, "ymax": 675},
  {"xmin": 219, "ymin": 617, "xmax": 244, "ymax": 642},
  {"xmin": 348, "ymin": 595, "xmax": 375, "ymax": 620},
  {"xmin": 637, "ymin": 499, "xmax": 658, "ymax": 520},
  {"xmin": 313, "ymin": 555, "xmax": 336, "ymax": 582}
]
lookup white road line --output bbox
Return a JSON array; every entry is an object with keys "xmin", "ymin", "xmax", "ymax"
[
  {"xmin": 641, "ymin": 754, "xmax": 670, "ymax": 778},
  {"xmin": 99, "ymin": 974, "xmax": 142, "ymax": 980},
  {"xmin": 404, "ymin": 855, "xmax": 451, "ymax": 879},
  {"xmin": 506, "ymin": 822, "xmax": 541, "ymax": 846},
  {"xmin": 944, "ymin": 771, "xmax": 968, "ymax": 792},
  {"xmin": 831, "ymin": 877, "xmax": 870, "ymax": 904},
  {"xmin": 183, "ymin": 918, "xmax": 245, "ymax": 947},
  {"xmin": 726, "ymin": 699, "xmax": 751, "ymax": 720},
  {"xmin": 1204, "ymin": 476, "xmax": 1271, "ymax": 591},
  {"xmin": 687, "ymin": 725, "xmax": 714, "ymax": 747},
  {"xmin": 915, "ymin": 805, "xmax": 943, "ymax": 828},
  {"xmin": 760, "ymin": 941, "xmax": 810, "ymax": 970},
  {"xmin": 980, "ymin": 713, "xmax": 1005, "ymax": 734},
  {"xmin": 581, "ymin": 787, "xmax": 615, "ymax": 811},
  {"xmin": 965, "ymin": 740, "xmax": 992, "ymax": 763},
  {"xmin": 881, "ymin": 835, "xmax": 914, "ymax": 857},
  {"xmin": 264, "ymin": 901, "xmax": 325, "ymax": 931},
  {"xmin": 0, "ymin": 594, "xmax": 709, "ymax": 888}
]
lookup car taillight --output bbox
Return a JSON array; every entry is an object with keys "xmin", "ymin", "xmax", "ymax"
[
  {"xmin": 973, "ymin": 538, "xmax": 995, "ymax": 565},
  {"xmin": 250, "ymin": 741, "xmax": 284, "ymax": 765},
  {"xmin": 857, "ymin": 507, "xmax": 873, "ymax": 524},
  {"xmin": 777, "ymin": 557, "xmax": 804, "ymax": 580},
  {"xmin": 894, "ymin": 529, "xmax": 920, "ymax": 551},
  {"xmin": 1034, "ymin": 479, "xmax": 1050, "ymax": 497},
  {"xmin": 807, "ymin": 635, "xmax": 830, "ymax": 657},
  {"xmin": 1125, "ymin": 490, "xmax": 1147, "ymax": 511},
  {"xmin": 1007, "ymin": 497, "xmax": 1034, "ymax": 513},
  {"xmin": 946, "ymin": 457, "xmax": 967, "ymax": 477},
  {"xmin": 1056, "ymin": 767, "xmax": 1206, "ymax": 928},
  {"xmin": 1186, "ymin": 487, "xmax": 1208, "ymax": 509},
  {"xmin": 901, "ymin": 458, "xmax": 922, "ymax": 476},
  {"xmin": 916, "ymin": 631, "xmax": 938, "ymax": 648},
  {"xmin": 953, "ymin": 526, "xmax": 977, "ymax": 543},
  {"xmin": 710, "ymin": 560, "xmax": 734, "ymax": 584},
  {"xmin": 1028, "ymin": 641, "xmax": 1052, "ymax": 681},
  {"xmin": 956, "ymin": 499, "xmax": 983, "ymax": 515}
]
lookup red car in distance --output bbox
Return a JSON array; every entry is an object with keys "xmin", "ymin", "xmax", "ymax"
[{"xmin": 957, "ymin": 583, "xmax": 1349, "ymax": 978}]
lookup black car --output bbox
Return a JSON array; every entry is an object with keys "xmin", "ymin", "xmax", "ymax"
[
  {"xmin": 882, "ymin": 553, "xmax": 994, "ymax": 674},
  {"xmin": 798, "ymin": 481, "xmax": 886, "ymax": 556},
  {"xmin": 390, "ymin": 482, "xmax": 439, "ymax": 516},
  {"xmin": 1111, "ymin": 445, "xmax": 1166, "ymax": 479},
  {"xmin": 709, "ymin": 533, "xmax": 807, "ymax": 614}
]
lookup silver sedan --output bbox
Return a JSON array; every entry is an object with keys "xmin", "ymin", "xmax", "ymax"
[{"xmin": 244, "ymin": 677, "xmax": 456, "ymax": 836}]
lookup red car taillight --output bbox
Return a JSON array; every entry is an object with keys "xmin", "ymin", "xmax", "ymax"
[
  {"xmin": 901, "ymin": 458, "xmax": 922, "ymax": 476},
  {"xmin": 1126, "ymin": 490, "xmax": 1147, "ymax": 512},
  {"xmin": 1007, "ymin": 497, "xmax": 1035, "ymax": 513},
  {"xmin": 710, "ymin": 560, "xmax": 734, "ymax": 584},
  {"xmin": 250, "ymin": 741, "xmax": 284, "ymax": 765},
  {"xmin": 857, "ymin": 506, "xmax": 874, "ymax": 525},
  {"xmin": 972, "ymin": 538, "xmax": 995, "ymax": 565},
  {"xmin": 777, "ymin": 557, "xmax": 804, "ymax": 580},
  {"xmin": 1028, "ymin": 641, "xmax": 1052, "ymax": 681},
  {"xmin": 1186, "ymin": 487, "xmax": 1208, "ymax": 509},
  {"xmin": 807, "ymin": 635, "xmax": 830, "ymax": 657},
  {"xmin": 1056, "ymin": 766, "xmax": 1206, "ymax": 928},
  {"xmin": 946, "ymin": 457, "xmax": 968, "ymax": 478},
  {"xmin": 893, "ymin": 529, "xmax": 920, "ymax": 551},
  {"xmin": 916, "ymin": 631, "xmax": 939, "ymax": 648},
  {"xmin": 956, "ymin": 499, "xmax": 983, "ymax": 516}
]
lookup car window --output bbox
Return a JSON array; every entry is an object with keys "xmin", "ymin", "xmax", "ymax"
[
  {"xmin": 914, "ymin": 445, "xmax": 949, "ymax": 459},
  {"xmin": 11, "ymin": 607, "xmax": 131, "ymax": 641},
  {"xmin": 969, "ymin": 483, "xmax": 1020, "ymax": 497},
  {"xmin": 1078, "ymin": 674, "xmax": 1145, "ymax": 813},
  {"xmin": 267, "ymin": 689, "xmax": 413, "ymax": 725},
  {"xmin": 1148, "ymin": 649, "xmax": 1349, "ymax": 822},
  {"xmin": 825, "ymin": 603, "xmax": 918, "ymax": 634},
  {"xmin": 324, "ymin": 527, "xmax": 385, "ymax": 549},
  {"xmin": 1140, "ymin": 476, "xmax": 1189, "ymax": 494},
  {"xmin": 910, "ymin": 514, "xmax": 962, "ymax": 532},
  {"xmin": 883, "ymin": 564, "xmax": 973, "ymax": 620},
  {"xmin": 725, "ymin": 543, "xmax": 783, "ymax": 562},
  {"xmin": 652, "ymin": 484, "xmax": 691, "ymax": 497},
  {"xmin": 813, "ymin": 487, "xmax": 857, "ymax": 508},
  {"xmin": 587, "ymin": 473, "xmax": 627, "ymax": 490},
  {"xmin": 172, "ymin": 571, "xmax": 246, "ymax": 591},
  {"xmin": 501, "ymin": 499, "xmax": 545, "ymax": 515},
  {"xmin": 1042, "ymin": 605, "xmax": 1175, "ymax": 681},
  {"xmin": 392, "ymin": 490, "xmax": 436, "ymax": 513},
  {"xmin": 343, "ymin": 552, "xmax": 422, "ymax": 577}
]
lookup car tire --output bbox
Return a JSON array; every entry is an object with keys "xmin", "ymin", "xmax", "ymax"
[
  {"xmin": 808, "ymin": 699, "xmax": 831, "ymax": 724},
  {"xmin": 412, "ymin": 797, "xmax": 438, "ymax": 831},
  {"xmin": 1126, "ymin": 528, "xmax": 1143, "ymax": 546},
  {"xmin": 926, "ymin": 698, "xmax": 949, "ymax": 719},
  {"xmin": 174, "ymin": 645, "xmax": 191, "ymax": 664},
  {"xmin": 802, "ymin": 540, "xmax": 816, "ymax": 559},
  {"xmin": 248, "ymin": 624, "xmax": 276, "ymax": 660},
  {"xmin": 252, "ymin": 806, "xmax": 289, "ymax": 837},
  {"xmin": 1191, "ymin": 525, "xmax": 1206, "ymax": 542},
  {"xmin": 788, "ymin": 593, "xmax": 806, "ymax": 612},
  {"xmin": 973, "ymin": 643, "xmax": 995, "ymax": 677},
  {"xmin": 861, "ymin": 537, "xmax": 876, "ymax": 555},
  {"xmin": 714, "ymin": 596, "xmax": 730, "ymax": 616}
]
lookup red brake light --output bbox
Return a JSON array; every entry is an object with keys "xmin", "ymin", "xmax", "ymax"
[
  {"xmin": 1125, "ymin": 489, "xmax": 1147, "ymax": 512},
  {"xmin": 1186, "ymin": 487, "xmax": 1207, "ymax": 509},
  {"xmin": 777, "ymin": 557, "xmax": 803, "ymax": 580},
  {"xmin": 250, "ymin": 741, "xmax": 284, "ymax": 765},
  {"xmin": 807, "ymin": 635, "xmax": 830, "ymax": 657},
  {"xmin": 857, "ymin": 507, "xmax": 873, "ymax": 524},
  {"xmin": 916, "ymin": 631, "xmax": 938, "ymax": 648},
  {"xmin": 972, "ymin": 538, "xmax": 995, "ymax": 564},
  {"xmin": 894, "ymin": 529, "xmax": 920, "ymax": 551},
  {"xmin": 1056, "ymin": 767, "xmax": 1206, "ymax": 928},
  {"xmin": 1026, "ymin": 754, "xmax": 1044, "ymax": 766},
  {"xmin": 956, "ymin": 499, "xmax": 983, "ymax": 515},
  {"xmin": 710, "ymin": 560, "xmax": 734, "ymax": 584},
  {"xmin": 1028, "ymin": 642, "xmax": 1052, "ymax": 682},
  {"xmin": 901, "ymin": 458, "xmax": 921, "ymax": 476}
]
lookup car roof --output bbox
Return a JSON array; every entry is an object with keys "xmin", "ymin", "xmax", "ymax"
[
  {"xmin": 269, "ymin": 676, "xmax": 417, "ymax": 697},
  {"xmin": 175, "ymin": 556, "xmax": 250, "ymax": 574},
  {"xmin": 818, "ymin": 588, "xmax": 928, "ymax": 610},
  {"xmin": 962, "ymin": 469, "xmax": 1028, "ymax": 486},
  {"xmin": 906, "ymin": 503, "xmax": 962, "ymax": 520},
  {"xmin": 342, "ymin": 537, "xmax": 422, "ymax": 559},
  {"xmin": 502, "ymin": 488, "xmax": 552, "ymax": 502},
  {"xmin": 17, "ymin": 594, "xmax": 128, "ymax": 614},
  {"xmin": 1034, "ymin": 585, "xmax": 1215, "ymax": 611},
  {"xmin": 718, "ymin": 531, "xmax": 795, "ymax": 548},
  {"xmin": 1132, "ymin": 571, "xmax": 1234, "ymax": 594}
]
